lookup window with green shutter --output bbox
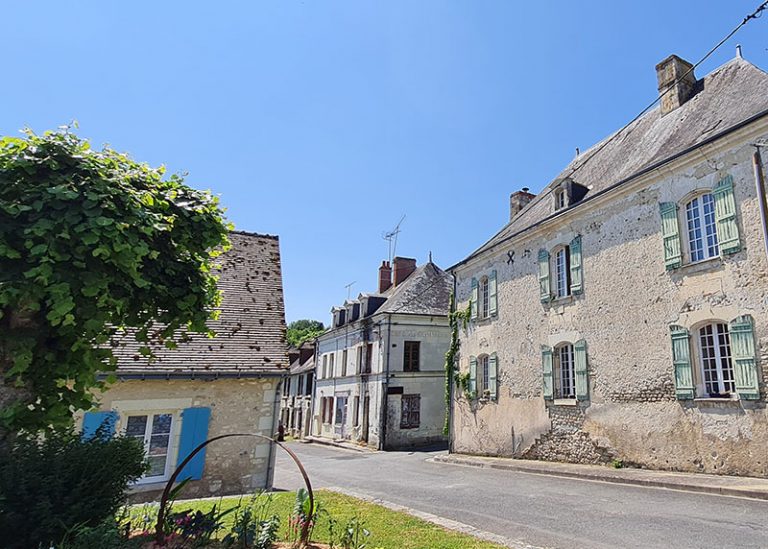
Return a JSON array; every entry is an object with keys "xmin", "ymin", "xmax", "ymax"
[
  {"xmin": 488, "ymin": 353, "xmax": 498, "ymax": 400},
  {"xmin": 541, "ymin": 345, "xmax": 554, "ymax": 400},
  {"xmin": 538, "ymin": 249, "xmax": 551, "ymax": 304},
  {"xmin": 713, "ymin": 175, "xmax": 742, "ymax": 255},
  {"xmin": 469, "ymin": 356, "xmax": 477, "ymax": 398},
  {"xmin": 569, "ymin": 235, "xmax": 583, "ymax": 295},
  {"xmin": 730, "ymin": 315, "xmax": 759, "ymax": 400},
  {"xmin": 659, "ymin": 202, "xmax": 683, "ymax": 270},
  {"xmin": 574, "ymin": 339, "xmax": 589, "ymax": 400},
  {"xmin": 470, "ymin": 278, "xmax": 478, "ymax": 319},
  {"xmin": 489, "ymin": 270, "xmax": 498, "ymax": 317},
  {"xmin": 669, "ymin": 325, "xmax": 694, "ymax": 399}
]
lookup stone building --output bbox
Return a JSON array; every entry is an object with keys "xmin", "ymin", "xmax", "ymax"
[
  {"xmin": 449, "ymin": 54, "xmax": 768, "ymax": 478},
  {"xmin": 80, "ymin": 232, "xmax": 288, "ymax": 498},
  {"xmin": 312, "ymin": 257, "xmax": 451, "ymax": 449},
  {"xmin": 280, "ymin": 341, "xmax": 315, "ymax": 439}
]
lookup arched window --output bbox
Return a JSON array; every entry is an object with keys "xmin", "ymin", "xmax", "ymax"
[
  {"xmin": 554, "ymin": 343, "xmax": 575, "ymax": 399},
  {"xmin": 685, "ymin": 193, "xmax": 719, "ymax": 262},
  {"xmin": 697, "ymin": 322, "xmax": 734, "ymax": 397}
]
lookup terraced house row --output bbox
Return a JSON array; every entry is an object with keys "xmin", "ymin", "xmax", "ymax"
[{"xmin": 448, "ymin": 53, "xmax": 768, "ymax": 478}]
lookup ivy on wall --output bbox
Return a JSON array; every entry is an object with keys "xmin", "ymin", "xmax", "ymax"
[
  {"xmin": 443, "ymin": 293, "xmax": 471, "ymax": 435},
  {"xmin": 0, "ymin": 128, "xmax": 231, "ymax": 436}
]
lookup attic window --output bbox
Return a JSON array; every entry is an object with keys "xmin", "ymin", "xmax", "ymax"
[{"xmin": 555, "ymin": 189, "xmax": 567, "ymax": 210}]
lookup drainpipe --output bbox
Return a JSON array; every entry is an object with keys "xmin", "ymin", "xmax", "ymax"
[
  {"xmin": 378, "ymin": 314, "xmax": 393, "ymax": 450},
  {"xmin": 753, "ymin": 146, "xmax": 768, "ymax": 261},
  {"xmin": 308, "ymin": 338, "xmax": 319, "ymax": 438},
  {"xmin": 266, "ymin": 376, "xmax": 283, "ymax": 490},
  {"xmin": 448, "ymin": 272, "xmax": 457, "ymax": 454}
]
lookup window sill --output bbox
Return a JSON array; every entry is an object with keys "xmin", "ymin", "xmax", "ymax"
[
  {"xmin": 672, "ymin": 256, "xmax": 722, "ymax": 275},
  {"xmin": 553, "ymin": 398, "xmax": 578, "ymax": 406}
]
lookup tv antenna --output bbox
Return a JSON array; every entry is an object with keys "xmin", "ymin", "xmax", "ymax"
[
  {"xmin": 344, "ymin": 281, "xmax": 356, "ymax": 300},
  {"xmin": 382, "ymin": 215, "xmax": 406, "ymax": 264}
]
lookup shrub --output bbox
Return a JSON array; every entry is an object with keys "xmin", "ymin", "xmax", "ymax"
[{"xmin": 0, "ymin": 429, "xmax": 147, "ymax": 549}]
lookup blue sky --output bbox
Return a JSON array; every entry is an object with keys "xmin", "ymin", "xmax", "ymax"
[{"xmin": 3, "ymin": 2, "xmax": 767, "ymax": 324}]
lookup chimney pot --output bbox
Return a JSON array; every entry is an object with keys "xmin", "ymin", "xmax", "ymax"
[
  {"xmin": 656, "ymin": 54, "xmax": 697, "ymax": 116},
  {"xmin": 509, "ymin": 189, "xmax": 536, "ymax": 221},
  {"xmin": 392, "ymin": 256, "xmax": 417, "ymax": 287},
  {"xmin": 378, "ymin": 260, "xmax": 392, "ymax": 293}
]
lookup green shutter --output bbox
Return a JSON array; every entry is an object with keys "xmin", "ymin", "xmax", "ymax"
[
  {"xmin": 730, "ymin": 315, "xmax": 759, "ymax": 400},
  {"xmin": 713, "ymin": 175, "xmax": 741, "ymax": 255},
  {"xmin": 488, "ymin": 353, "xmax": 498, "ymax": 400},
  {"xmin": 538, "ymin": 249, "xmax": 551, "ymax": 304},
  {"xmin": 541, "ymin": 345, "xmax": 554, "ymax": 400},
  {"xmin": 570, "ymin": 235, "xmax": 583, "ymax": 295},
  {"xmin": 489, "ymin": 270, "xmax": 498, "ymax": 316},
  {"xmin": 659, "ymin": 202, "xmax": 682, "ymax": 270},
  {"xmin": 670, "ymin": 325, "xmax": 695, "ymax": 399},
  {"xmin": 574, "ymin": 339, "xmax": 589, "ymax": 400},
  {"xmin": 469, "ymin": 356, "xmax": 477, "ymax": 398},
  {"xmin": 470, "ymin": 278, "xmax": 478, "ymax": 319}
]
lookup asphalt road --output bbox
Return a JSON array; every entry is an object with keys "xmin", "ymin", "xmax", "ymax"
[{"xmin": 273, "ymin": 442, "xmax": 768, "ymax": 549}]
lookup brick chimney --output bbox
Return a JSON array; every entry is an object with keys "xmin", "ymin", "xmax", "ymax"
[
  {"xmin": 509, "ymin": 187, "xmax": 535, "ymax": 220},
  {"xmin": 392, "ymin": 256, "xmax": 417, "ymax": 287},
  {"xmin": 378, "ymin": 261, "xmax": 392, "ymax": 293},
  {"xmin": 656, "ymin": 55, "xmax": 697, "ymax": 116}
]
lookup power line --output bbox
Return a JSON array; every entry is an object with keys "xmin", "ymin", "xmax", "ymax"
[{"xmin": 565, "ymin": 0, "xmax": 768, "ymax": 184}]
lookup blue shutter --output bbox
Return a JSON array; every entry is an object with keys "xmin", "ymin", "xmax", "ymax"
[
  {"xmin": 82, "ymin": 410, "xmax": 118, "ymax": 440},
  {"xmin": 177, "ymin": 407, "xmax": 212, "ymax": 481}
]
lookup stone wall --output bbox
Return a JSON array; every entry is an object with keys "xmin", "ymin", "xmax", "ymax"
[
  {"xmin": 92, "ymin": 377, "xmax": 279, "ymax": 501},
  {"xmin": 452, "ymin": 123, "xmax": 768, "ymax": 478}
]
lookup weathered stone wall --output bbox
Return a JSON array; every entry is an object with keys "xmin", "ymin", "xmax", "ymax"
[
  {"xmin": 93, "ymin": 377, "xmax": 279, "ymax": 501},
  {"xmin": 452, "ymin": 124, "xmax": 768, "ymax": 477}
]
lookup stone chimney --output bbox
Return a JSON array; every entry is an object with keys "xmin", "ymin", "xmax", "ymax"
[
  {"xmin": 392, "ymin": 256, "xmax": 417, "ymax": 287},
  {"xmin": 509, "ymin": 188, "xmax": 535, "ymax": 220},
  {"xmin": 656, "ymin": 55, "xmax": 697, "ymax": 116},
  {"xmin": 378, "ymin": 261, "xmax": 392, "ymax": 293}
]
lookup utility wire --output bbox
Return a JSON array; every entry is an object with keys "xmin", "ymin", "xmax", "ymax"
[{"xmin": 565, "ymin": 0, "xmax": 768, "ymax": 183}]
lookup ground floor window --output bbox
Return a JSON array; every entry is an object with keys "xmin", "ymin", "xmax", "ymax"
[
  {"xmin": 555, "ymin": 344, "xmax": 575, "ymax": 399},
  {"xmin": 125, "ymin": 413, "xmax": 174, "ymax": 481},
  {"xmin": 400, "ymin": 394, "xmax": 420, "ymax": 429},
  {"xmin": 698, "ymin": 323, "xmax": 734, "ymax": 397}
]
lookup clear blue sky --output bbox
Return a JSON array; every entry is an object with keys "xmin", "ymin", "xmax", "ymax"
[{"xmin": 3, "ymin": 2, "xmax": 767, "ymax": 325}]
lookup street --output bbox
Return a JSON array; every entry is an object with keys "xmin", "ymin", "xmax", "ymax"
[{"xmin": 273, "ymin": 442, "xmax": 768, "ymax": 549}]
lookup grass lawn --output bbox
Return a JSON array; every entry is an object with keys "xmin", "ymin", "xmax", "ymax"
[{"xmin": 142, "ymin": 489, "xmax": 505, "ymax": 549}]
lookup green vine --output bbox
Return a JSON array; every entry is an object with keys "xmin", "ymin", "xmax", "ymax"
[{"xmin": 443, "ymin": 294, "xmax": 471, "ymax": 435}]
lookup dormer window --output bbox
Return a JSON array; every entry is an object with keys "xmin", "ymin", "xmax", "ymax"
[{"xmin": 555, "ymin": 189, "xmax": 567, "ymax": 210}]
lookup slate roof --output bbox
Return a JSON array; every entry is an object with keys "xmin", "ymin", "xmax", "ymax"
[
  {"xmin": 113, "ymin": 231, "xmax": 288, "ymax": 377},
  {"xmin": 462, "ymin": 57, "xmax": 768, "ymax": 265},
  {"xmin": 375, "ymin": 262, "xmax": 452, "ymax": 316},
  {"xmin": 290, "ymin": 355, "xmax": 315, "ymax": 376}
]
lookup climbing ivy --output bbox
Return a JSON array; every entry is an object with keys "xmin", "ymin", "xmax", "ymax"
[
  {"xmin": 443, "ymin": 294, "xmax": 471, "ymax": 435},
  {"xmin": 0, "ymin": 128, "xmax": 231, "ymax": 436}
]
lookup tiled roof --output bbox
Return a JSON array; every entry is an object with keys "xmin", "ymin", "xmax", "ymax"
[
  {"xmin": 376, "ymin": 262, "xmax": 452, "ymax": 316},
  {"xmin": 112, "ymin": 231, "xmax": 288, "ymax": 377},
  {"xmin": 463, "ymin": 57, "xmax": 768, "ymax": 264}
]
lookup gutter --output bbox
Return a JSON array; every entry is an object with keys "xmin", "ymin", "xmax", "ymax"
[
  {"xmin": 448, "ymin": 272, "xmax": 457, "ymax": 454},
  {"xmin": 450, "ymin": 106, "xmax": 768, "ymax": 271},
  {"xmin": 106, "ymin": 371, "xmax": 287, "ymax": 381}
]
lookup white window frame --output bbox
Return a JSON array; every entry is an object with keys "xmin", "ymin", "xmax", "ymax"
[
  {"xmin": 478, "ymin": 355, "xmax": 490, "ymax": 397},
  {"xmin": 124, "ymin": 411, "xmax": 177, "ymax": 484},
  {"xmin": 684, "ymin": 193, "xmax": 719, "ymax": 263},
  {"xmin": 697, "ymin": 322, "xmax": 735, "ymax": 397},
  {"xmin": 554, "ymin": 246, "xmax": 571, "ymax": 299},
  {"xmin": 480, "ymin": 276, "xmax": 490, "ymax": 318},
  {"xmin": 555, "ymin": 188, "xmax": 567, "ymax": 210},
  {"xmin": 555, "ymin": 344, "xmax": 575, "ymax": 399}
]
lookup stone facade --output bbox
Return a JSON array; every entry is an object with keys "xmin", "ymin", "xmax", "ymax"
[{"xmin": 450, "ymin": 56, "xmax": 768, "ymax": 478}]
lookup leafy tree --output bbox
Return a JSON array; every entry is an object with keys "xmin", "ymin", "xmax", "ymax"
[
  {"xmin": 0, "ymin": 128, "xmax": 231, "ymax": 438},
  {"xmin": 286, "ymin": 319, "xmax": 325, "ymax": 347}
]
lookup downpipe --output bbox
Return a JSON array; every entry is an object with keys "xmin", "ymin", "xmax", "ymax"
[{"xmin": 753, "ymin": 146, "xmax": 768, "ymax": 261}]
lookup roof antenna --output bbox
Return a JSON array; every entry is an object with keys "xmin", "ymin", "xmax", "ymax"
[
  {"xmin": 736, "ymin": 44, "xmax": 743, "ymax": 58},
  {"xmin": 382, "ymin": 215, "xmax": 406, "ymax": 264},
  {"xmin": 344, "ymin": 281, "xmax": 356, "ymax": 300}
]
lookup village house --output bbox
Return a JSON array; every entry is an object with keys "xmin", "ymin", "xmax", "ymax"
[
  {"xmin": 312, "ymin": 257, "xmax": 451, "ymax": 449},
  {"xmin": 80, "ymin": 231, "xmax": 288, "ymax": 498},
  {"xmin": 449, "ymin": 53, "xmax": 768, "ymax": 478},
  {"xmin": 280, "ymin": 341, "xmax": 315, "ymax": 439}
]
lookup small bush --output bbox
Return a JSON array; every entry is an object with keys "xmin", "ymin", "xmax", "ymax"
[{"xmin": 0, "ymin": 429, "xmax": 147, "ymax": 549}]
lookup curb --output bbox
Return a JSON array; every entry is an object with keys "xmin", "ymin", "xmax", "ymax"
[
  {"xmin": 325, "ymin": 486, "xmax": 544, "ymax": 549},
  {"xmin": 303, "ymin": 436, "xmax": 375, "ymax": 453},
  {"xmin": 431, "ymin": 455, "xmax": 768, "ymax": 501}
]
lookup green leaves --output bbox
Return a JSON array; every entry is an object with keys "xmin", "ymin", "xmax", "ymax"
[{"xmin": 0, "ymin": 127, "xmax": 231, "ymax": 435}]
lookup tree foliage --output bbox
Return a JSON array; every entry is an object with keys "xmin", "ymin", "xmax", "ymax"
[
  {"xmin": 0, "ymin": 128, "xmax": 231, "ymax": 435},
  {"xmin": 286, "ymin": 319, "xmax": 325, "ymax": 348}
]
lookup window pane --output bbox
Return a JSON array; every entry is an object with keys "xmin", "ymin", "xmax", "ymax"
[
  {"xmin": 126, "ymin": 415, "xmax": 147, "ymax": 438},
  {"xmin": 151, "ymin": 414, "xmax": 172, "ymax": 435},
  {"xmin": 481, "ymin": 278, "xmax": 489, "ymax": 317},
  {"xmin": 557, "ymin": 345, "xmax": 575, "ymax": 398},
  {"xmin": 147, "ymin": 456, "xmax": 168, "ymax": 477},
  {"xmin": 686, "ymin": 198, "xmax": 704, "ymax": 262},
  {"xmin": 149, "ymin": 434, "xmax": 170, "ymax": 455},
  {"xmin": 555, "ymin": 248, "xmax": 570, "ymax": 298},
  {"xmin": 701, "ymin": 194, "xmax": 719, "ymax": 258}
]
